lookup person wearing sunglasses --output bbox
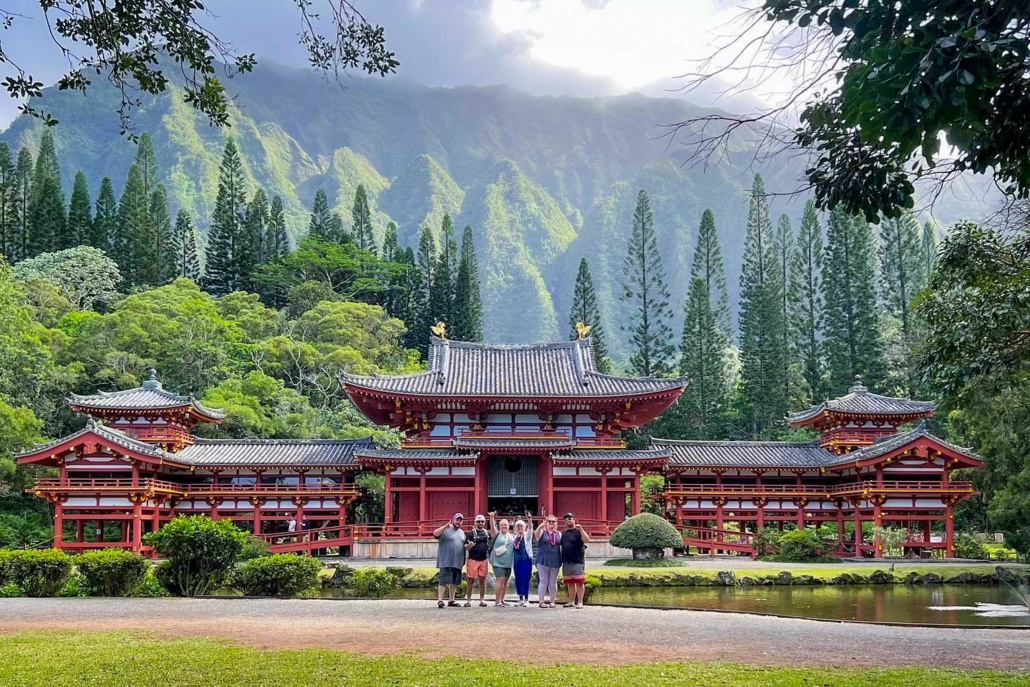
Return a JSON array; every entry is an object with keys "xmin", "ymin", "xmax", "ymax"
[
  {"xmin": 533, "ymin": 510, "xmax": 562, "ymax": 608},
  {"xmin": 433, "ymin": 513, "xmax": 467, "ymax": 608}
]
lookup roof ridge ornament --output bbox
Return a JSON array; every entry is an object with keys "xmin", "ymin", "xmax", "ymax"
[
  {"xmin": 141, "ymin": 368, "xmax": 162, "ymax": 390},
  {"xmin": 849, "ymin": 374, "xmax": 867, "ymax": 394},
  {"xmin": 575, "ymin": 321, "xmax": 592, "ymax": 341},
  {"xmin": 430, "ymin": 321, "xmax": 446, "ymax": 340}
]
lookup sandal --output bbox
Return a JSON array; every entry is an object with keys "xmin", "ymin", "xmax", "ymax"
[
  {"xmin": 463, "ymin": 601, "xmax": 471, "ymax": 607},
  {"xmin": 479, "ymin": 601, "xmax": 488, "ymax": 607},
  {"xmin": 438, "ymin": 600, "xmax": 445, "ymax": 608},
  {"xmin": 447, "ymin": 601, "xmax": 460, "ymax": 607}
]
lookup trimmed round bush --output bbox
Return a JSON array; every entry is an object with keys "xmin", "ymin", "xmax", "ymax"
[
  {"xmin": 239, "ymin": 536, "xmax": 271, "ymax": 561},
  {"xmin": 76, "ymin": 549, "xmax": 149, "ymax": 596},
  {"xmin": 351, "ymin": 567, "xmax": 398, "ymax": 598},
  {"xmin": 5, "ymin": 549, "xmax": 73, "ymax": 597},
  {"xmin": 772, "ymin": 530, "xmax": 826, "ymax": 562},
  {"xmin": 145, "ymin": 516, "xmax": 248, "ymax": 597},
  {"xmin": 610, "ymin": 514, "xmax": 683, "ymax": 559},
  {"xmin": 954, "ymin": 533, "xmax": 988, "ymax": 560},
  {"xmin": 232, "ymin": 554, "xmax": 322, "ymax": 597},
  {"xmin": 0, "ymin": 550, "xmax": 12, "ymax": 586}
]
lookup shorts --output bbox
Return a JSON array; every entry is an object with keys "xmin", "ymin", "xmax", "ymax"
[
  {"xmin": 466, "ymin": 558, "xmax": 488, "ymax": 578},
  {"xmin": 562, "ymin": 562, "xmax": 586, "ymax": 584},
  {"xmin": 438, "ymin": 567, "xmax": 462, "ymax": 586},
  {"xmin": 492, "ymin": 565, "xmax": 511, "ymax": 579}
]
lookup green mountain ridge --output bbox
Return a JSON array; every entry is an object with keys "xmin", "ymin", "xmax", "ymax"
[{"xmin": 0, "ymin": 63, "xmax": 993, "ymax": 349}]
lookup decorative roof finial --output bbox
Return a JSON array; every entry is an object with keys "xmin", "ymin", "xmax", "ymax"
[
  {"xmin": 141, "ymin": 368, "xmax": 162, "ymax": 390},
  {"xmin": 575, "ymin": 321, "xmax": 593, "ymax": 341},
  {"xmin": 431, "ymin": 321, "xmax": 447, "ymax": 340},
  {"xmin": 849, "ymin": 374, "xmax": 867, "ymax": 394}
]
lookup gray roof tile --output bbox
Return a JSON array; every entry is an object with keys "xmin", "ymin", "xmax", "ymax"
[
  {"xmin": 788, "ymin": 377, "xmax": 935, "ymax": 424},
  {"xmin": 175, "ymin": 437, "xmax": 373, "ymax": 467},
  {"xmin": 653, "ymin": 438, "xmax": 836, "ymax": 468},
  {"xmin": 356, "ymin": 448, "xmax": 477, "ymax": 462},
  {"xmin": 344, "ymin": 337, "xmax": 685, "ymax": 398},
  {"xmin": 849, "ymin": 425, "xmax": 980, "ymax": 463},
  {"xmin": 69, "ymin": 372, "xmax": 224, "ymax": 419},
  {"xmin": 18, "ymin": 418, "xmax": 181, "ymax": 462}
]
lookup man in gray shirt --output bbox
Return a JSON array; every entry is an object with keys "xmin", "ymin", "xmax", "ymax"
[{"xmin": 434, "ymin": 513, "xmax": 467, "ymax": 607}]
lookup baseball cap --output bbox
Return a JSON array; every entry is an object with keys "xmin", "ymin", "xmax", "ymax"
[
  {"xmin": 563, "ymin": 512, "xmax": 575, "ymax": 519},
  {"xmin": 474, "ymin": 514, "xmax": 486, "ymax": 522},
  {"xmin": 453, "ymin": 513, "xmax": 465, "ymax": 520}
]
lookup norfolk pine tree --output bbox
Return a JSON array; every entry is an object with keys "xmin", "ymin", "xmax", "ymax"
[
  {"xmin": 135, "ymin": 132, "xmax": 159, "ymax": 198},
  {"xmin": 452, "ymin": 225, "xmax": 484, "ymax": 343},
  {"xmin": 691, "ymin": 208, "xmax": 731, "ymax": 338},
  {"xmin": 13, "ymin": 147, "xmax": 33, "ymax": 262},
  {"xmin": 0, "ymin": 143, "xmax": 17, "ymax": 259},
  {"xmin": 67, "ymin": 171, "xmax": 93, "ymax": 249},
  {"xmin": 411, "ymin": 224, "xmax": 437, "ymax": 357},
  {"xmin": 790, "ymin": 200, "xmax": 825, "ymax": 404},
  {"xmin": 775, "ymin": 213, "xmax": 802, "ymax": 408},
  {"xmin": 91, "ymin": 177, "xmax": 118, "ymax": 251},
  {"xmin": 308, "ymin": 189, "xmax": 333, "ymax": 241},
  {"xmin": 265, "ymin": 195, "xmax": 290, "ymax": 260},
  {"xmin": 879, "ymin": 212, "xmax": 923, "ymax": 396},
  {"xmin": 169, "ymin": 209, "xmax": 201, "ymax": 280},
  {"xmin": 115, "ymin": 163, "xmax": 151, "ymax": 285},
  {"xmin": 675, "ymin": 277, "xmax": 728, "ymax": 438},
  {"xmin": 737, "ymin": 174, "xmax": 787, "ymax": 438},
  {"xmin": 204, "ymin": 137, "xmax": 249, "ymax": 296},
  {"xmin": 430, "ymin": 214, "xmax": 457, "ymax": 328},
  {"xmin": 381, "ymin": 222, "xmax": 399, "ymax": 262},
  {"xmin": 822, "ymin": 208, "xmax": 885, "ymax": 394},
  {"xmin": 920, "ymin": 221, "xmax": 938, "ymax": 283},
  {"xmin": 568, "ymin": 257, "xmax": 611, "ymax": 373},
  {"xmin": 242, "ymin": 188, "xmax": 270, "ymax": 285},
  {"xmin": 147, "ymin": 184, "xmax": 172, "ymax": 285},
  {"xmin": 621, "ymin": 189, "xmax": 675, "ymax": 378},
  {"xmin": 351, "ymin": 184, "xmax": 376, "ymax": 253},
  {"xmin": 27, "ymin": 130, "xmax": 66, "ymax": 256}
]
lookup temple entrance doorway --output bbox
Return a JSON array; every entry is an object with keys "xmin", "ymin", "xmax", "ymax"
[{"xmin": 487, "ymin": 454, "xmax": 538, "ymax": 517}]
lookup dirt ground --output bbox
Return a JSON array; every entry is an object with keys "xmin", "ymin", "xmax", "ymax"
[{"xmin": 1, "ymin": 597, "xmax": 1028, "ymax": 670}]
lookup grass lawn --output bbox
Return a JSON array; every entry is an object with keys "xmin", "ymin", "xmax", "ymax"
[{"xmin": 0, "ymin": 631, "xmax": 1025, "ymax": 687}]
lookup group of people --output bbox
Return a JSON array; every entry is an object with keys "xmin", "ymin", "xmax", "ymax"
[{"xmin": 433, "ymin": 510, "xmax": 591, "ymax": 608}]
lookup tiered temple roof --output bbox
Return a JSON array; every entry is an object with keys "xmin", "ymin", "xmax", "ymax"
[
  {"xmin": 68, "ymin": 370, "xmax": 224, "ymax": 422},
  {"xmin": 788, "ymin": 377, "xmax": 935, "ymax": 427},
  {"xmin": 343, "ymin": 337, "xmax": 686, "ymax": 398}
]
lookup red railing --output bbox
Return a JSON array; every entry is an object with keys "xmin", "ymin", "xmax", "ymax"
[
  {"xmin": 402, "ymin": 432, "xmax": 625, "ymax": 449},
  {"xmin": 665, "ymin": 480, "xmax": 973, "ymax": 499},
  {"xmin": 31, "ymin": 478, "xmax": 361, "ymax": 498},
  {"xmin": 33, "ymin": 477, "xmax": 183, "ymax": 492}
]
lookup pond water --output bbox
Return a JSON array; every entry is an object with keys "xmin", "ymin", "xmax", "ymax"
[{"xmin": 371, "ymin": 585, "xmax": 1030, "ymax": 627}]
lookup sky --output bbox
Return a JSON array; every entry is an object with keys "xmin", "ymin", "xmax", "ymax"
[{"xmin": 0, "ymin": 0, "xmax": 777, "ymax": 127}]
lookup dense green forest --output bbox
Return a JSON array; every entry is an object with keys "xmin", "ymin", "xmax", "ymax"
[{"xmin": 0, "ymin": 82, "xmax": 1027, "ymax": 555}]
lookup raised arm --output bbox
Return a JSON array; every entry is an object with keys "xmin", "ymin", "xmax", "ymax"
[
  {"xmin": 433, "ymin": 519, "xmax": 452, "ymax": 538},
  {"xmin": 489, "ymin": 511, "xmax": 498, "ymax": 537},
  {"xmin": 577, "ymin": 523, "xmax": 592, "ymax": 543}
]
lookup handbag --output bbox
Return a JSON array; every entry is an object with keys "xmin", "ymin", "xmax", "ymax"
[{"xmin": 494, "ymin": 534, "xmax": 510, "ymax": 556}]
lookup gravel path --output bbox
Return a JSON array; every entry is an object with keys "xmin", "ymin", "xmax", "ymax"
[{"xmin": 0, "ymin": 597, "xmax": 1027, "ymax": 669}]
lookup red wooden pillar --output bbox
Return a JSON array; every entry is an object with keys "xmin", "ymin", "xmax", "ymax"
[
  {"xmin": 131, "ymin": 501, "xmax": 143, "ymax": 553},
  {"xmin": 944, "ymin": 503, "xmax": 955, "ymax": 558},
  {"xmin": 836, "ymin": 507, "xmax": 845, "ymax": 546},
  {"xmin": 630, "ymin": 474, "xmax": 641, "ymax": 515},
  {"xmin": 208, "ymin": 498, "xmax": 220, "ymax": 521},
  {"xmin": 539, "ymin": 454, "xmax": 553, "ymax": 516},
  {"xmin": 873, "ymin": 499, "xmax": 883, "ymax": 558},
  {"xmin": 796, "ymin": 501, "xmax": 806, "ymax": 530},
  {"xmin": 252, "ymin": 498, "xmax": 262, "ymax": 536},
  {"xmin": 600, "ymin": 470, "xmax": 609, "ymax": 525},
  {"xmin": 853, "ymin": 505, "xmax": 863, "ymax": 554},
  {"xmin": 76, "ymin": 519, "xmax": 85, "ymax": 543},
  {"xmin": 674, "ymin": 498, "xmax": 683, "ymax": 528},
  {"xmin": 384, "ymin": 469, "xmax": 394, "ymax": 524},
  {"xmin": 418, "ymin": 469, "xmax": 428, "ymax": 523},
  {"xmin": 922, "ymin": 519, "xmax": 931, "ymax": 544},
  {"xmin": 96, "ymin": 520, "xmax": 105, "ymax": 542},
  {"xmin": 53, "ymin": 501, "xmax": 64, "ymax": 547},
  {"xmin": 756, "ymin": 500, "xmax": 765, "ymax": 530}
]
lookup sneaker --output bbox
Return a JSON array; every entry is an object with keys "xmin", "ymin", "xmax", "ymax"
[
  {"xmin": 518, "ymin": 599, "xmax": 526, "ymax": 607},
  {"xmin": 479, "ymin": 601, "xmax": 488, "ymax": 607},
  {"xmin": 463, "ymin": 601, "xmax": 471, "ymax": 607}
]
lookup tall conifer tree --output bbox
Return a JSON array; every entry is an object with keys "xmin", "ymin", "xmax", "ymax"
[
  {"xmin": 265, "ymin": 195, "xmax": 290, "ymax": 260},
  {"xmin": 135, "ymin": 132, "xmax": 159, "ymax": 198},
  {"xmin": 243, "ymin": 189, "xmax": 269, "ymax": 282},
  {"xmin": 410, "ymin": 224, "xmax": 437, "ymax": 357},
  {"xmin": 0, "ymin": 143, "xmax": 17, "ymax": 259},
  {"xmin": 880, "ymin": 212, "xmax": 924, "ymax": 396},
  {"xmin": 690, "ymin": 209, "xmax": 731, "ymax": 338},
  {"xmin": 790, "ymin": 200, "xmax": 825, "ymax": 404},
  {"xmin": 452, "ymin": 225, "xmax": 484, "ymax": 343},
  {"xmin": 308, "ymin": 189, "xmax": 333, "ymax": 241},
  {"xmin": 115, "ymin": 163, "xmax": 151, "ymax": 285},
  {"xmin": 673, "ymin": 277, "xmax": 728, "ymax": 438},
  {"xmin": 169, "ymin": 209, "xmax": 201, "ymax": 281},
  {"xmin": 822, "ymin": 208, "xmax": 885, "ymax": 394},
  {"xmin": 569, "ymin": 257, "xmax": 611, "ymax": 373},
  {"xmin": 148, "ymin": 184, "xmax": 173, "ymax": 284},
  {"xmin": 66, "ymin": 171, "xmax": 92, "ymax": 249},
  {"xmin": 27, "ymin": 130, "xmax": 66, "ymax": 257},
  {"xmin": 430, "ymin": 214, "xmax": 457, "ymax": 328},
  {"xmin": 381, "ymin": 222, "xmax": 399, "ymax": 262},
  {"xmin": 775, "ymin": 213, "xmax": 803, "ymax": 407},
  {"xmin": 737, "ymin": 174, "xmax": 787, "ymax": 437},
  {"xmin": 13, "ymin": 148, "xmax": 33, "ymax": 262},
  {"xmin": 621, "ymin": 189, "xmax": 675, "ymax": 377},
  {"xmin": 91, "ymin": 177, "xmax": 118, "ymax": 251},
  {"xmin": 204, "ymin": 137, "xmax": 249, "ymax": 295},
  {"xmin": 920, "ymin": 221, "xmax": 938, "ymax": 284},
  {"xmin": 351, "ymin": 184, "xmax": 375, "ymax": 252}
]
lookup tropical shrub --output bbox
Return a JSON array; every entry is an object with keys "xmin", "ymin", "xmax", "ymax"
[
  {"xmin": 610, "ymin": 514, "xmax": 682, "ymax": 559},
  {"xmin": 0, "ymin": 549, "xmax": 11, "ymax": 585},
  {"xmin": 134, "ymin": 569, "xmax": 169, "ymax": 597},
  {"xmin": 239, "ymin": 536, "xmax": 271, "ymax": 561},
  {"xmin": 351, "ymin": 567, "xmax": 398, "ymax": 597},
  {"xmin": 76, "ymin": 549, "xmax": 150, "ymax": 596},
  {"xmin": 4, "ymin": 549, "xmax": 73, "ymax": 597},
  {"xmin": 145, "ymin": 516, "xmax": 248, "ymax": 597},
  {"xmin": 750, "ymin": 529, "xmax": 781, "ymax": 557},
  {"xmin": 232, "ymin": 554, "xmax": 322, "ymax": 597},
  {"xmin": 954, "ymin": 533, "xmax": 988, "ymax": 560},
  {"xmin": 769, "ymin": 530, "xmax": 826, "ymax": 562},
  {"xmin": 58, "ymin": 576, "xmax": 88, "ymax": 597}
]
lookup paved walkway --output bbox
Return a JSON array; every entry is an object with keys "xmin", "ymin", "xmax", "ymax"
[
  {"xmin": 0, "ymin": 598, "xmax": 1026, "ymax": 669},
  {"xmin": 338, "ymin": 556, "xmax": 1004, "ymax": 570}
]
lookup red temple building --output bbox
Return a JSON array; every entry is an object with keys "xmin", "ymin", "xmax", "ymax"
[{"xmin": 19, "ymin": 339, "xmax": 982, "ymax": 558}]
